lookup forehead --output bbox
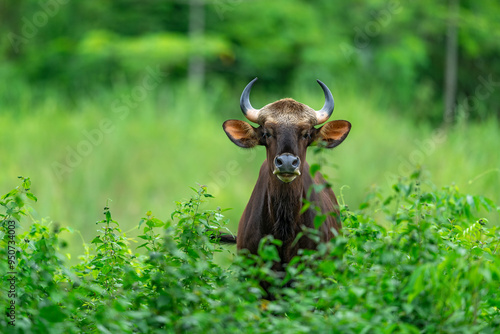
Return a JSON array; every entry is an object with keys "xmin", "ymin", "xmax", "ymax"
[{"xmin": 257, "ymin": 98, "xmax": 318, "ymax": 126}]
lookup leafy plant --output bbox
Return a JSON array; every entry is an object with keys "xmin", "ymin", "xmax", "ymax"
[{"xmin": 1, "ymin": 175, "xmax": 499, "ymax": 333}]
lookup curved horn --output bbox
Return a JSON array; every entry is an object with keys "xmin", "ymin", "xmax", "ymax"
[
  {"xmin": 240, "ymin": 77, "xmax": 260, "ymax": 123},
  {"xmin": 314, "ymin": 79, "xmax": 335, "ymax": 124}
]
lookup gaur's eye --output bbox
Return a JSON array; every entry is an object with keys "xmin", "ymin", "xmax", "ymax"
[
  {"xmin": 302, "ymin": 132, "xmax": 311, "ymax": 140},
  {"xmin": 263, "ymin": 132, "xmax": 272, "ymax": 138}
]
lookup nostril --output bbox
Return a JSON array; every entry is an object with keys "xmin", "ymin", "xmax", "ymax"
[{"xmin": 275, "ymin": 154, "xmax": 300, "ymax": 173}]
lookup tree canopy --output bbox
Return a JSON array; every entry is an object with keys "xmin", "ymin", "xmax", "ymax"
[{"xmin": 1, "ymin": 0, "xmax": 499, "ymax": 123}]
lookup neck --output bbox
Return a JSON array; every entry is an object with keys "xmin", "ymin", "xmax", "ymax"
[{"xmin": 267, "ymin": 176, "xmax": 304, "ymax": 243}]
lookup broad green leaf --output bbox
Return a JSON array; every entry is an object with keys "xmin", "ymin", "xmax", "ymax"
[
  {"xmin": 26, "ymin": 192, "xmax": 38, "ymax": 202},
  {"xmin": 39, "ymin": 305, "xmax": 67, "ymax": 323},
  {"xmin": 310, "ymin": 163, "xmax": 321, "ymax": 177},
  {"xmin": 313, "ymin": 215, "xmax": 326, "ymax": 229},
  {"xmin": 91, "ymin": 236, "xmax": 103, "ymax": 244}
]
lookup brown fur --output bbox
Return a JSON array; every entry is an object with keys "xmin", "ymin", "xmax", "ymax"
[
  {"xmin": 223, "ymin": 97, "xmax": 351, "ymax": 270},
  {"xmin": 237, "ymin": 160, "xmax": 340, "ymax": 268},
  {"xmin": 258, "ymin": 99, "xmax": 318, "ymax": 126}
]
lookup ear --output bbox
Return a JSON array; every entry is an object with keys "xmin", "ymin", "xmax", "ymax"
[
  {"xmin": 223, "ymin": 120, "xmax": 260, "ymax": 148},
  {"xmin": 316, "ymin": 120, "xmax": 351, "ymax": 148}
]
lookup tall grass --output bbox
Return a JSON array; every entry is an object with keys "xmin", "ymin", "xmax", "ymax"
[{"xmin": 1, "ymin": 80, "xmax": 498, "ymax": 260}]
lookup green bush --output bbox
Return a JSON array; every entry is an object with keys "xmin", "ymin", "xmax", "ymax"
[{"xmin": 1, "ymin": 174, "xmax": 499, "ymax": 333}]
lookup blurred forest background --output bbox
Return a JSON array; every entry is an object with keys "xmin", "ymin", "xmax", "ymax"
[{"xmin": 1, "ymin": 0, "xmax": 499, "ymax": 260}]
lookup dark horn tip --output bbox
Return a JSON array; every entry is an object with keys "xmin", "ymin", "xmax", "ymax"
[
  {"xmin": 315, "ymin": 79, "xmax": 335, "ymax": 119},
  {"xmin": 240, "ymin": 77, "xmax": 259, "ymax": 115}
]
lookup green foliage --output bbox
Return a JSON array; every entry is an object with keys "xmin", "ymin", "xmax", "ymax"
[
  {"xmin": 1, "ymin": 175, "xmax": 499, "ymax": 333},
  {"xmin": 0, "ymin": 176, "xmax": 37, "ymax": 222},
  {"xmin": 75, "ymin": 30, "xmax": 231, "ymax": 80},
  {"xmin": 1, "ymin": 0, "xmax": 500, "ymax": 121}
]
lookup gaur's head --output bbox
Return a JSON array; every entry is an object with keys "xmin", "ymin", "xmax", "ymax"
[{"xmin": 223, "ymin": 78, "xmax": 351, "ymax": 183}]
